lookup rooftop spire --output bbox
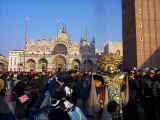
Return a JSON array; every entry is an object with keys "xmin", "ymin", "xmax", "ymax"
[
  {"xmin": 25, "ymin": 16, "xmax": 29, "ymax": 49},
  {"xmin": 85, "ymin": 24, "xmax": 88, "ymax": 41},
  {"xmin": 92, "ymin": 36, "xmax": 95, "ymax": 42},
  {"xmin": 81, "ymin": 25, "xmax": 88, "ymax": 42},
  {"xmin": 65, "ymin": 24, "xmax": 67, "ymax": 33}
]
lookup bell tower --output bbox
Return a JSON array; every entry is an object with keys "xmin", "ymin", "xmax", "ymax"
[{"xmin": 122, "ymin": 0, "xmax": 160, "ymax": 69}]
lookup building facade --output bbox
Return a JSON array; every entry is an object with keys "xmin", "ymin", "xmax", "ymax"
[
  {"xmin": 0, "ymin": 54, "xmax": 8, "ymax": 72},
  {"xmin": 104, "ymin": 41, "xmax": 123, "ymax": 56},
  {"xmin": 80, "ymin": 37, "xmax": 96, "ymax": 72},
  {"xmin": 122, "ymin": 0, "xmax": 160, "ymax": 69},
  {"xmin": 8, "ymin": 50, "xmax": 24, "ymax": 72},
  {"xmin": 8, "ymin": 30, "xmax": 96, "ymax": 72}
]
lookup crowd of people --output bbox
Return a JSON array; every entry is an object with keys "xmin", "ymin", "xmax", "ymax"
[{"xmin": 0, "ymin": 65, "xmax": 160, "ymax": 120}]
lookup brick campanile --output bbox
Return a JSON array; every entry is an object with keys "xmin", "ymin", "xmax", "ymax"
[{"xmin": 122, "ymin": 0, "xmax": 160, "ymax": 69}]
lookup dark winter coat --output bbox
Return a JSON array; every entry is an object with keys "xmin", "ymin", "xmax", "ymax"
[{"xmin": 143, "ymin": 75, "xmax": 154, "ymax": 98}]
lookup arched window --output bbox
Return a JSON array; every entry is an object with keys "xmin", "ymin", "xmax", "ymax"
[
  {"xmin": 39, "ymin": 59, "xmax": 48, "ymax": 71},
  {"xmin": 27, "ymin": 59, "xmax": 36, "ymax": 71},
  {"xmin": 53, "ymin": 44, "xmax": 67, "ymax": 55}
]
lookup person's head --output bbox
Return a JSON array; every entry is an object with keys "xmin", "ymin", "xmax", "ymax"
[
  {"xmin": 95, "ymin": 79, "xmax": 103, "ymax": 88},
  {"xmin": 130, "ymin": 69, "xmax": 135, "ymax": 75},
  {"xmin": 33, "ymin": 73, "xmax": 40, "ymax": 80},
  {"xmin": 148, "ymin": 68, "xmax": 155, "ymax": 78},
  {"xmin": 42, "ymin": 71, "xmax": 46, "ymax": 76},
  {"xmin": 94, "ymin": 75, "xmax": 104, "ymax": 88}
]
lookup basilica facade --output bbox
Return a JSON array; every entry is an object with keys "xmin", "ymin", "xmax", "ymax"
[{"xmin": 8, "ymin": 29, "xmax": 96, "ymax": 72}]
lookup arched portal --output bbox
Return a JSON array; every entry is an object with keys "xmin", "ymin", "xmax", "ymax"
[
  {"xmin": 72, "ymin": 59, "xmax": 80, "ymax": 70},
  {"xmin": 53, "ymin": 56, "xmax": 66, "ymax": 72},
  {"xmin": 27, "ymin": 59, "xmax": 36, "ymax": 71},
  {"xmin": 53, "ymin": 44, "xmax": 68, "ymax": 55},
  {"xmin": 39, "ymin": 58, "xmax": 48, "ymax": 71}
]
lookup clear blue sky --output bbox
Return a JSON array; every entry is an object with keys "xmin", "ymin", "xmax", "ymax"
[{"xmin": 0, "ymin": 0, "xmax": 122, "ymax": 57}]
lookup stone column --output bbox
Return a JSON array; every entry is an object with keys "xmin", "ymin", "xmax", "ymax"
[{"xmin": 35, "ymin": 59, "xmax": 39, "ymax": 72}]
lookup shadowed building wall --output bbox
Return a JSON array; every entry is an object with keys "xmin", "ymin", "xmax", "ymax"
[{"xmin": 122, "ymin": 0, "xmax": 160, "ymax": 69}]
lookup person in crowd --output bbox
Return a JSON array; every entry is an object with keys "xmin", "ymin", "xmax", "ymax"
[
  {"xmin": 152, "ymin": 69, "xmax": 160, "ymax": 120},
  {"xmin": 63, "ymin": 70, "xmax": 78, "ymax": 105},
  {"xmin": 11, "ymin": 73, "xmax": 30, "ymax": 120},
  {"xmin": 102, "ymin": 66, "xmax": 128, "ymax": 120},
  {"xmin": 103, "ymin": 101, "xmax": 119, "ymax": 120},
  {"xmin": 27, "ymin": 73, "xmax": 43, "ymax": 114},
  {"xmin": 47, "ymin": 71, "xmax": 56, "ymax": 84},
  {"xmin": 136, "ymin": 69, "xmax": 145, "ymax": 120},
  {"xmin": 3, "ymin": 66, "xmax": 160, "ymax": 120},
  {"xmin": 39, "ymin": 71, "xmax": 49, "ymax": 90},
  {"xmin": 5, "ymin": 73, "xmax": 17, "ymax": 115},
  {"xmin": 0, "ymin": 72, "xmax": 16, "ymax": 120},
  {"xmin": 123, "ymin": 68, "xmax": 141, "ymax": 120},
  {"xmin": 30, "ymin": 70, "xmax": 87, "ymax": 120},
  {"xmin": 29, "ymin": 71, "xmax": 57, "ymax": 115},
  {"xmin": 47, "ymin": 75, "xmax": 71, "ymax": 120},
  {"xmin": 87, "ymin": 73, "xmax": 105, "ymax": 120},
  {"xmin": 76, "ymin": 72, "xmax": 90, "ymax": 114},
  {"xmin": 0, "ymin": 71, "xmax": 5, "ymax": 94},
  {"xmin": 143, "ymin": 68, "xmax": 156, "ymax": 120}
]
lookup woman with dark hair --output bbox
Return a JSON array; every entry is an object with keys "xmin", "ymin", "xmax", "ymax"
[
  {"xmin": 123, "ymin": 69, "xmax": 140, "ymax": 120},
  {"xmin": 87, "ymin": 74, "xmax": 106, "ymax": 120}
]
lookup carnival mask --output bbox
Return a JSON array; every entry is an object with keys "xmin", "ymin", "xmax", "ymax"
[{"xmin": 108, "ymin": 66, "xmax": 115, "ymax": 74}]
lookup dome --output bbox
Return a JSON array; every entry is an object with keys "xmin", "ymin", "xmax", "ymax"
[
  {"xmin": 71, "ymin": 44, "xmax": 80, "ymax": 51},
  {"xmin": 55, "ymin": 30, "xmax": 70, "ymax": 41}
]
